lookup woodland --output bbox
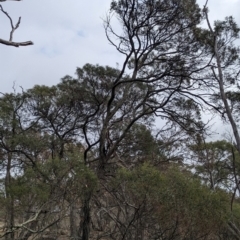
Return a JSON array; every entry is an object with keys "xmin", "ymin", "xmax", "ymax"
[{"xmin": 1, "ymin": 0, "xmax": 240, "ymax": 239}]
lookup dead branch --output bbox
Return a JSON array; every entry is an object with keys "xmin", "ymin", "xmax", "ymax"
[
  {"xmin": 0, "ymin": 38, "xmax": 33, "ymax": 47},
  {"xmin": 0, "ymin": 3, "xmax": 33, "ymax": 47},
  {"xmin": 0, "ymin": 1, "xmax": 22, "ymax": 3}
]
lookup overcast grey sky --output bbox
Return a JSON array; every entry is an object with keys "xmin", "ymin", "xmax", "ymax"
[{"xmin": 0, "ymin": 0, "xmax": 240, "ymax": 94}]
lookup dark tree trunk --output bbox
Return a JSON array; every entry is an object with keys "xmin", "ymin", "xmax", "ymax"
[
  {"xmin": 79, "ymin": 195, "xmax": 91, "ymax": 240},
  {"xmin": 5, "ymin": 153, "xmax": 14, "ymax": 240}
]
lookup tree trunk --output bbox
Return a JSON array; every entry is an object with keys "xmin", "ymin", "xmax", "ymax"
[
  {"xmin": 70, "ymin": 201, "xmax": 79, "ymax": 240},
  {"xmin": 79, "ymin": 195, "xmax": 91, "ymax": 240},
  {"xmin": 5, "ymin": 153, "xmax": 14, "ymax": 240}
]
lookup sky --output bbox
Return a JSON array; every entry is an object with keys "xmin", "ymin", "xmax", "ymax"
[
  {"xmin": 0, "ymin": 0, "xmax": 239, "ymax": 94},
  {"xmin": 0, "ymin": 0, "xmax": 240, "ymax": 139},
  {"xmin": 0, "ymin": 0, "xmax": 120, "ymax": 93}
]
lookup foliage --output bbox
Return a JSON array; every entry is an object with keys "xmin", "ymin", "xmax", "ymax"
[{"xmin": 110, "ymin": 163, "xmax": 230, "ymax": 239}]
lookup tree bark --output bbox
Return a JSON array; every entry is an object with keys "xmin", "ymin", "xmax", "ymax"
[{"xmin": 70, "ymin": 201, "xmax": 79, "ymax": 240}]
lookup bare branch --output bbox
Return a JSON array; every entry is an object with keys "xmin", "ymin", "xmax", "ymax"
[
  {"xmin": 0, "ymin": 208, "xmax": 60, "ymax": 238},
  {"xmin": 0, "ymin": 3, "xmax": 33, "ymax": 47},
  {"xmin": 0, "ymin": 38, "xmax": 33, "ymax": 47},
  {"xmin": 0, "ymin": 209, "xmax": 42, "ymax": 237},
  {"xmin": 0, "ymin": 0, "xmax": 22, "ymax": 2}
]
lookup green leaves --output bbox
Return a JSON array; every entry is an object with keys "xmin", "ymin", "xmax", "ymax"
[{"xmin": 112, "ymin": 163, "xmax": 230, "ymax": 238}]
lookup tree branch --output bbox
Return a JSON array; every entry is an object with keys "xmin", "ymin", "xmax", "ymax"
[
  {"xmin": 0, "ymin": 0, "xmax": 22, "ymax": 2},
  {"xmin": 0, "ymin": 4, "xmax": 33, "ymax": 47},
  {"xmin": 0, "ymin": 38, "xmax": 33, "ymax": 47},
  {"xmin": 0, "ymin": 208, "xmax": 60, "ymax": 238}
]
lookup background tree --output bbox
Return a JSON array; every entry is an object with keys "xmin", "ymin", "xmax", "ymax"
[
  {"xmin": 200, "ymin": 3, "xmax": 240, "ymax": 231},
  {"xmin": 201, "ymin": 2, "xmax": 240, "ymax": 153},
  {"xmin": 189, "ymin": 140, "xmax": 235, "ymax": 190},
  {"xmin": 95, "ymin": 163, "xmax": 231, "ymax": 239}
]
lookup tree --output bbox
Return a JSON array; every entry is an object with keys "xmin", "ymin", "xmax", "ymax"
[
  {"xmin": 0, "ymin": 92, "xmax": 52, "ymax": 239},
  {"xmin": 201, "ymin": 1, "xmax": 240, "ymax": 152},
  {"xmin": 200, "ymin": 2, "xmax": 240, "ymax": 225},
  {"xmin": 98, "ymin": 163, "xmax": 231, "ymax": 239},
  {"xmin": 0, "ymin": 89, "xmax": 98, "ymax": 239},
  {"xmin": 189, "ymin": 140, "xmax": 236, "ymax": 190},
  {"xmin": 116, "ymin": 123, "xmax": 161, "ymax": 166},
  {"xmin": 101, "ymin": 0, "xmax": 224, "ymax": 174},
  {"xmin": 0, "ymin": 92, "xmax": 30, "ymax": 240},
  {"xmin": 0, "ymin": 0, "xmax": 33, "ymax": 47}
]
